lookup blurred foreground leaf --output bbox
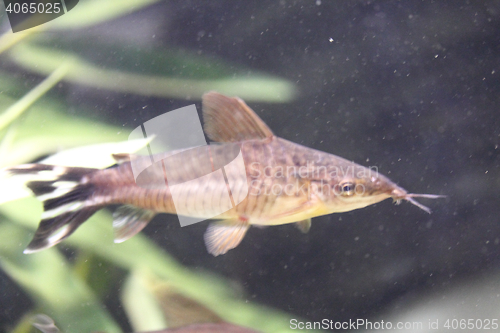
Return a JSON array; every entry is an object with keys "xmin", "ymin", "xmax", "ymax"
[
  {"xmin": 123, "ymin": 269, "xmax": 227, "ymax": 331},
  {"xmin": 46, "ymin": 0, "xmax": 162, "ymax": 30},
  {"xmin": 10, "ymin": 313, "xmax": 41, "ymax": 333},
  {"xmin": 0, "ymin": 62, "xmax": 70, "ymax": 132},
  {"xmin": 9, "ymin": 42, "xmax": 296, "ymax": 102},
  {"xmin": 0, "ymin": 221, "xmax": 121, "ymax": 333},
  {"xmin": 39, "ymin": 137, "xmax": 154, "ymax": 168},
  {"xmin": 122, "ymin": 270, "xmax": 167, "ymax": 332},
  {"xmin": 0, "ymin": 96, "xmax": 129, "ymax": 167},
  {"xmin": 0, "ymin": 198, "xmax": 308, "ymax": 333}
]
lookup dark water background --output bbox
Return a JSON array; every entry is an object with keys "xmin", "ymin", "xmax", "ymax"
[{"xmin": 1, "ymin": 0, "xmax": 500, "ymax": 331}]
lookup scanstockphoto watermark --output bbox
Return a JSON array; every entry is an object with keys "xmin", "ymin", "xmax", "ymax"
[
  {"xmin": 249, "ymin": 177, "xmax": 368, "ymax": 197},
  {"xmin": 249, "ymin": 161, "xmax": 379, "ymax": 197},
  {"xmin": 290, "ymin": 318, "xmax": 423, "ymax": 330},
  {"xmin": 249, "ymin": 161, "xmax": 379, "ymax": 180}
]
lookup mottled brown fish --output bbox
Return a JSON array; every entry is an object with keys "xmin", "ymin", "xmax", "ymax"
[{"xmin": 8, "ymin": 92, "xmax": 444, "ymax": 256}]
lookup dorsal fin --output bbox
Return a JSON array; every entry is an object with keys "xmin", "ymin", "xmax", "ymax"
[
  {"xmin": 111, "ymin": 153, "xmax": 132, "ymax": 164},
  {"xmin": 202, "ymin": 92, "xmax": 274, "ymax": 142}
]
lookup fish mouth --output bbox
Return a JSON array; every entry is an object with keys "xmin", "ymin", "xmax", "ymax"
[{"xmin": 390, "ymin": 187, "xmax": 446, "ymax": 214}]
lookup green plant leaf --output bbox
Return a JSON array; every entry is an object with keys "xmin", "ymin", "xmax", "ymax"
[
  {"xmin": 39, "ymin": 137, "xmax": 154, "ymax": 168},
  {"xmin": 0, "ymin": 62, "xmax": 70, "ymax": 132},
  {"xmin": 45, "ymin": 0, "xmax": 163, "ymax": 30},
  {"xmin": 9, "ymin": 42, "xmax": 296, "ymax": 102},
  {"xmin": 0, "ymin": 221, "xmax": 121, "ymax": 333},
  {"xmin": 0, "ymin": 99, "xmax": 130, "ymax": 167},
  {"xmin": 0, "ymin": 198, "xmax": 311, "ymax": 333},
  {"xmin": 122, "ymin": 270, "xmax": 167, "ymax": 332},
  {"xmin": 0, "ymin": 0, "xmax": 163, "ymax": 54}
]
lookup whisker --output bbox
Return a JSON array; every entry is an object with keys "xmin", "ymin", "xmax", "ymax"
[
  {"xmin": 405, "ymin": 197, "xmax": 432, "ymax": 214},
  {"xmin": 405, "ymin": 193, "xmax": 447, "ymax": 199},
  {"xmin": 402, "ymin": 193, "xmax": 446, "ymax": 214}
]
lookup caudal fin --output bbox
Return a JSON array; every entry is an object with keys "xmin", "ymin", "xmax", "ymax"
[{"xmin": 8, "ymin": 164, "xmax": 100, "ymax": 253}]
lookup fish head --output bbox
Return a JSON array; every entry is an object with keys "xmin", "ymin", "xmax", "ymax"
[
  {"xmin": 316, "ymin": 172, "xmax": 394, "ymax": 213},
  {"xmin": 316, "ymin": 166, "xmax": 444, "ymax": 213}
]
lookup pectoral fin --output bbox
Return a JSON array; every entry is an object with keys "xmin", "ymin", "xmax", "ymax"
[
  {"xmin": 295, "ymin": 218, "xmax": 312, "ymax": 233},
  {"xmin": 204, "ymin": 219, "xmax": 250, "ymax": 256},
  {"xmin": 113, "ymin": 205, "xmax": 156, "ymax": 243}
]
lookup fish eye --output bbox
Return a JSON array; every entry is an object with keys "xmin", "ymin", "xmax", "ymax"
[{"xmin": 340, "ymin": 181, "xmax": 356, "ymax": 197}]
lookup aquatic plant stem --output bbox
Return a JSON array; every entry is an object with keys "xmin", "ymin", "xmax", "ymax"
[{"xmin": 0, "ymin": 61, "xmax": 72, "ymax": 132}]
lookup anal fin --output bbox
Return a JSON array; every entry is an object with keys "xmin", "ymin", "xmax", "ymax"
[
  {"xmin": 113, "ymin": 205, "xmax": 156, "ymax": 243},
  {"xmin": 204, "ymin": 219, "xmax": 250, "ymax": 256},
  {"xmin": 295, "ymin": 218, "xmax": 312, "ymax": 233}
]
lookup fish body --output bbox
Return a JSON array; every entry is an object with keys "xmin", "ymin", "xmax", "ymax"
[
  {"xmin": 8, "ymin": 92, "xmax": 444, "ymax": 255},
  {"xmin": 82, "ymin": 137, "xmax": 391, "ymax": 222}
]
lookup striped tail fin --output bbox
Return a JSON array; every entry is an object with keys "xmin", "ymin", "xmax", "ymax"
[{"xmin": 8, "ymin": 164, "xmax": 100, "ymax": 253}]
